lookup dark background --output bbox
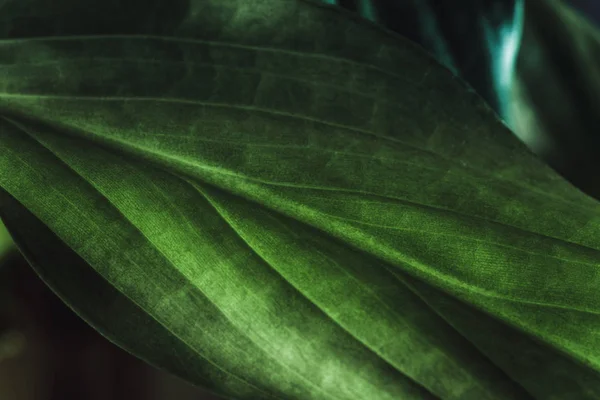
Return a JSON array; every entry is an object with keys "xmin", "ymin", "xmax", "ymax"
[{"xmin": 570, "ymin": 0, "xmax": 600, "ymax": 24}]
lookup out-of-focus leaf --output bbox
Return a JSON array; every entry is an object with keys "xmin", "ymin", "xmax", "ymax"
[
  {"xmin": 0, "ymin": 220, "xmax": 14, "ymax": 264},
  {"xmin": 0, "ymin": 0, "xmax": 600, "ymax": 399},
  {"xmin": 325, "ymin": 0, "xmax": 525, "ymax": 122},
  {"xmin": 510, "ymin": 0, "xmax": 600, "ymax": 200}
]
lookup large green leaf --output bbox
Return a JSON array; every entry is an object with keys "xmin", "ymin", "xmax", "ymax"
[{"xmin": 1, "ymin": 0, "xmax": 600, "ymax": 398}]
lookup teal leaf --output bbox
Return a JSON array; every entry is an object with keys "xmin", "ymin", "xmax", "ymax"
[{"xmin": 1, "ymin": 0, "xmax": 599, "ymax": 399}]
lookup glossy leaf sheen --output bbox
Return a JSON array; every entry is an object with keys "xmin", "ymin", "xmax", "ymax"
[{"xmin": 0, "ymin": 0, "xmax": 600, "ymax": 399}]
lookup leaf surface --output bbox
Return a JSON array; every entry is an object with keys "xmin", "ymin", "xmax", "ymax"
[{"xmin": 1, "ymin": 0, "xmax": 600, "ymax": 399}]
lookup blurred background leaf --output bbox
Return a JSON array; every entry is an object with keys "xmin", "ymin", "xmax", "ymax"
[
  {"xmin": 510, "ymin": 0, "xmax": 600, "ymax": 200},
  {"xmin": 0, "ymin": 220, "xmax": 14, "ymax": 265}
]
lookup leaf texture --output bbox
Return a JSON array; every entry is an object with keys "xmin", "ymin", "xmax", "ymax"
[{"xmin": 0, "ymin": 0, "xmax": 599, "ymax": 399}]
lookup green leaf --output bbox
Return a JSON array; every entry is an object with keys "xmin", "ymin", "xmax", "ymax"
[
  {"xmin": 0, "ymin": 220, "xmax": 13, "ymax": 263},
  {"xmin": 1, "ymin": 0, "xmax": 600, "ymax": 399}
]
